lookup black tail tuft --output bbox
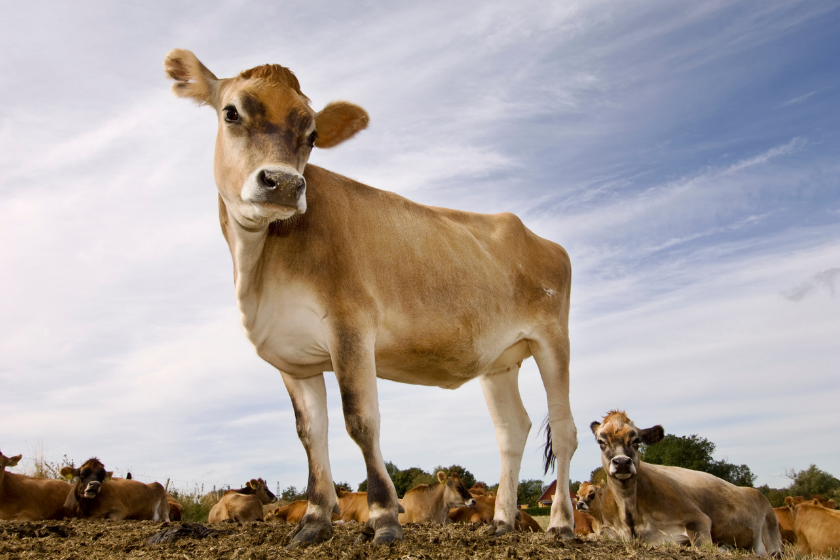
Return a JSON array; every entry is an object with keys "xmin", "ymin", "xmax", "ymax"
[{"xmin": 541, "ymin": 415, "xmax": 555, "ymax": 475}]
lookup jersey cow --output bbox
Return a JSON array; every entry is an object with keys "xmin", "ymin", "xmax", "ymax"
[
  {"xmin": 789, "ymin": 496, "xmax": 840, "ymax": 555},
  {"xmin": 398, "ymin": 472, "xmax": 475, "ymax": 525},
  {"xmin": 587, "ymin": 412, "xmax": 781, "ymax": 556},
  {"xmin": 60, "ymin": 458, "xmax": 169, "ymax": 521},
  {"xmin": 0, "ymin": 450, "xmax": 70, "ymax": 521},
  {"xmin": 164, "ymin": 49, "xmax": 577, "ymax": 546},
  {"xmin": 209, "ymin": 478, "xmax": 277, "ymax": 523}
]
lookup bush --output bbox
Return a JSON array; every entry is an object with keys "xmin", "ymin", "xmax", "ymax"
[{"xmin": 169, "ymin": 487, "xmax": 221, "ymax": 523}]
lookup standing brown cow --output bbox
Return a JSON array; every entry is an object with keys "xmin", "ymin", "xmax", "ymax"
[
  {"xmin": 0, "ymin": 450, "xmax": 70, "ymax": 521},
  {"xmin": 165, "ymin": 48, "xmax": 577, "ymax": 547}
]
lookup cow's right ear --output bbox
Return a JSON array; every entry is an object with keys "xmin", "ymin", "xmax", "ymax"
[
  {"xmin": 249, "ymin": 479, "xmax": 259, "ymax": 488},
  {"xmin": 784, "ymin": 496, "xmax": 795, "ymax": 508},
  {"xmin": 590, "ymin": 421, "xmax": 601, "ymax": 436},
  {"xmin": 436, "ymin": 471, "xmax": 446, "ymax": 484},
  {"xmin": 6, "ymin": 454, "xmax": 22, "ymax": 468},
  {"xmin": 164, "ymin": 49, "xmax": 219, "ymax": 107},
  {"xmin": 60, "ymin": 466, "xmax": 79, "ymax": 480}
]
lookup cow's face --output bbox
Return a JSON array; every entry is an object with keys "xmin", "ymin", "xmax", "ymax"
[
  {"xmin": 439, "ymin": 472, "xmax": 476, "ymax": 508},
  {"xmin": 248, "ymin": 478, "xmax": 278, "ymax": 505},
  {"xmin": 591, "ymin": 411, "xmax": 663, "ymax": 485},
  {"xmin": 61, "ymin": 458, "xmax": 112, "ymax": 499},
  {"xmin": 575, "ymin": 481, "xmax": 603, "ymax": 512},
  {"xmin": 164, "ymin": 49, "xmax": 369, "ymax": 228}
]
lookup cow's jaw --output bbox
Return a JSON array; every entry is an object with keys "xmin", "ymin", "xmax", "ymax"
[{"xmin": 83, "ymin": 481, "xmax": 101, "ymax": 498}]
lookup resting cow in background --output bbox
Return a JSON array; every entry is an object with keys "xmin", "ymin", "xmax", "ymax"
[
  {"xmin": 786, "ymin": 496, "xmax": 839, "ymax": 553},
  {"xmin": 576, "ymin": 480, "xmax": 613, "ymax": 537},
  {"xmin": 164, "ymin": 48, "xmax": 577, "ymax": 546},
  {"xmin": 209, "ymin": 478, "xmax": 277, "ymax": 522},
  {"xmin": 398, "ymin": 472, "xmax": 475, "ymax": 524},
  {"xmin": 0, "ymin": 450, "xmax": 70, "ymax": 521},
  {"xmin": 61, "ymin": 458, "xmax": 169, "ymax": 521},
  {"xmin": 166, "ymin": 493, "xmax": 183, "ymax": 521},
  {"xmin": 265, "ymin": 499, "xmax": 309, "ymax": 524},
  {"xmin": 587, "ymin": 411, "xmax": 781, "ymax": 556}
]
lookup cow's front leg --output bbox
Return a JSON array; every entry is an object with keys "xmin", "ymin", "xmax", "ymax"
[
  {"xmin": 480, "ymin": 365, "xmax": 531, "ymax": 535},
  {"xmin": 281, "ymin": 372, "xmax": 337, "ymax": 548},
  {"xmin": 333, "ymin": 334, "xmax": 402, "ymax": 545}
]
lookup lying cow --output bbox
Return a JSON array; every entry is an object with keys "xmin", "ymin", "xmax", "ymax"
[
  {"xmin": 576, "ymin": 481, "xmax": 614, "ymax": 537},
  {"xmin": 399, "ymin": 472, "xmax": 475, "ymax": 524},
  {"xmin": 166, "ymin": 493, "xmax": 184, "ymax": 521},
  {"xmin": 60, "ymin": 458, "xmax": 169, "ymax": 521},
  {"xmin": 265, "ymin": 499, "xmax": 309, "ymax": 524},
  {"xmin": 786, "ymin": 496, "xmax": 839, "ymax": 554},
  {"xmin": 337, "ymin": 489, "xmax": 370, "ymax": 523},
  {"xmin": 586, "ymin": 411, "xmax": 781, "ymax": 556},
  {"xmin": 209, "ymin": 478, "xmax": 277, "ymax": 523},
  {"xmin": 0, "ymin": 450, "xmax": 70, "ymax": 521}
]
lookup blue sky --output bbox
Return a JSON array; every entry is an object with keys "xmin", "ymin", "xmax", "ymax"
[{"xmin": 1, "ymin": 0, "xmax": 838, "ymax": 493}]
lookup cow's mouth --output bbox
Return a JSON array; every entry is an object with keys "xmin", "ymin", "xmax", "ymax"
[{"xmin": 613, "ymin": 473, "xmax": 633, "ymax": 480}]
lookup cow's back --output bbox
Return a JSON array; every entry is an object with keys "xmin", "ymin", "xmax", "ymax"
[
  {"xmin": 338, "ymin": 492, "xmax": 369, "ymax": 523},
  {"xmin": 0, "ymin": 472, "xmax": 70, "ymax": 521},
  {"xmin": 210, "ymin": 492, "xmax": 263, "ymax": 523},
  {"xmin": 794, "ymin": 504, "xmax": 840, "ymax": 555}
]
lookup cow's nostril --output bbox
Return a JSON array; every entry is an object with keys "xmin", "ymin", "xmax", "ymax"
[
  {"xmin": 296, "ymin": 180, "xmax": 306, "ymax": 198},
  {"xmin": 259, "ymin": 170, "xmax": 278, "ymax": 189}
]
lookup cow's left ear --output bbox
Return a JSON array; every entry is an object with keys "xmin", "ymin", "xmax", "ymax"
[
  {"xmin": 436, "ymin": 471, "xmax": 446, "ymax": 484},
  {"xmin": 314, "ymin": 101, "xmax": 369, "ymax": 148},
  {"xmin": 104, "ymin": 471, "xmax": 114, "ymax": 481},
  {"xmin": 249, "ymin": 479, "xmax": 259, "ymax": 488},
  {"xmin": 639, "ymin": 425, "xmax": 664, "ymax": 445},
  {"xmin": 590, "ymin": 421, "xmax": 602, "ymax": 436},
  {"xmin": 7, "ymin": 454, "xmax": 22, "ymax": 468}
]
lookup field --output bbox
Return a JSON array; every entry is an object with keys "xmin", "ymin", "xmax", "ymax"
[{"xmin": 0, "ymin": 519, "xmax": 828, "ymax": 560}]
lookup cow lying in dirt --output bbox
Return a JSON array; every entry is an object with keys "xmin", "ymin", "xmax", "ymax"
[
  {"xmin": 788, "ymin": 496, "xmax": 840, "ymax": 555},
  {"xmin": 774, "ymin": 495, "xmax": 835, "ymax": 544},
  {"xmin": 60, "ymin": 458, "xmax": 169, "ymax": 521},
  {"xmin": 0, "ymin": 450, "xmax": 70, "ymax": 521},
  {"xmin": 447, "ymin": 483, "xmax": 547, "ymax": 533},
  {"xmin": 399, "ymin": 472, "xmax": 475, "ymax": 524},
  {"xmin": 209, "ymin": 478, "xmax": 277, "ymax": 522},
  {"xmin": 584, "ymin": 411, "xmax": 781, "ymax": 556}
]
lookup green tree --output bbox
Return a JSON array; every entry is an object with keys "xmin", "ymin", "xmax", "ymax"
[
  {"xmin": 517, "ymin": 479, "xmax": 545, "ymax": 507},
  {"xmin": 281, "ymin": 485, "xmax": 306, "ymax": 502},
  {"xmin": 786, "ymin": 465, "xmax": 840, "ymax": 499},
  {"xmin": 643, "ymin": 433, "xmax": 756, "ymax": 487},
  {"xmin": 590, "ymin": 467, "xmax": 607, "ymax": 484}
]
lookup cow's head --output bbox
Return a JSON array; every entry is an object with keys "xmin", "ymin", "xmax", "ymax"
[
  {"xmin": 61, "ymin": 458, "xmax": 112, "ymax": 499},
  {"xmin": 438, "ymin": 471, "xmax": 476, "ymax": 508},
  {"xmin": 164, "ymin": 49, "xmax": 369, "ymax": 228},
  {"xmin": 247, "ymin": 478, "xmax": 278, "ymax": 505},
  {"xmin": 575, "ymin": 480, "xmax": 604, "ymax": 512},
  {"xmin": 590, "ymin": 411, "xmax": 663, "ymax": 486},
  {"xmin": 0, "ymin": 450, "xmax": 22, "ymax": 485}
]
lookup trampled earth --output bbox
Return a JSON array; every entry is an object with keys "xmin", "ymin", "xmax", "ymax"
[{"xmin": 0, "ymin": 519, "xmax": 773, "ymax": 560}]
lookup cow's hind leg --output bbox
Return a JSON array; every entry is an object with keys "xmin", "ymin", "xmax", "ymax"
[
  {"xmin": 281, "ymin": 372, "xmax": 337, "ymax": 548},
  {"xmin": 480, "ymin": 365, "xmax": 531, "ymax": 535},
  {"xmin": 333, "ymin": 341, "xmax": 402, "ymax": 545},
  {"xmin": 530, "ymin": 334, "xmax": 577, "ymax": 539}
]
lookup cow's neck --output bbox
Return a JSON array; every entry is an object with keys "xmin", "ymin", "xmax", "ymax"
[
  {"xmin": 605, "ymin": 474, "xmax": 642, "ymax": 539},
  {"xmin": 218, "ymin": 198, "xmax": 270, "ymax": 302}
]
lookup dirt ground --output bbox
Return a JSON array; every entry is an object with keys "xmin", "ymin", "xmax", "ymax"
[{"xmin": 0, "ymin": 519, "xmax": 785, "ymax": 560}]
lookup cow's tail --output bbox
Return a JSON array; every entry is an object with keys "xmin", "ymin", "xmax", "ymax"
[{"xmin": 541, "ymin": 415, "xmax": 555, "ymax": 475}]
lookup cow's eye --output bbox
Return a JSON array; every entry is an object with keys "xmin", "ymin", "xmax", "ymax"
[
  {"xmin": 307, "ymin": 131, "xmax": 318, "ymax": 148},
  {"xmin": 224, "ymin": 106, "xmax": 240, "ymax": 123},
  {"xmin": 597, "ymin": 439, "xmax": 606, "ymax": 448},
  {"xmin": 632, "ymin": 438, "xmax": 641, "ymax": 447}
]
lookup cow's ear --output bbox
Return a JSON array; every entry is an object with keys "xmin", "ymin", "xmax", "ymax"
[
  {"xmin": 60, "ymin": 466, "xmax": 78, "ymax": 480},
  {"xmin": 164, "ymin": 49, "xmax": 220, "ymax": 107},
  {"xmin": 595, "ymin": 480, "xmax": 605, "ymax": 489},
  {"xmin": 436, "ymin": 471, "xmax": 446, "ymax": 484},
  {"xmin": 7, "ymin": 454, "xmax": 22, "ymax": 468},
  {"xmin": 784, "ymin": 496, "xmax": 795, "ymax": 507},
  {"xmin": 314, "ymin": 101, "xmax": 369, "ymax": 148},
  {"xmin": 104, "ymin": 471, "xmax": 114, "ymax": 481},
  {"xmin": 450, "ymin": 472, "xmax": 461, "ymax": 481},
  {"xmin": 249, "ymin": 479, "xmax": 258, "ymax": 488},
  {"xmin": 639, "ymin": 425, "xmax": 664, "ymax": 445},
  {"xmin": 590, "ymin": 421, "xmax": 601, "ymax": 436}
]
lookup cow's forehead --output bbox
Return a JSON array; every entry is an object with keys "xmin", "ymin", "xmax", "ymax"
[
  {"xmin": 597, "ymin": 411, "xmax": 638, "ymax": 439},
  {"xmin": 81, "ymin": 458, "xmax": 105, "ymax": 470}
]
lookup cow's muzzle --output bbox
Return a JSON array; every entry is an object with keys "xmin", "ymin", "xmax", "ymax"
[
  {"xmin": 576, "ymin": 500, "xmax": 589, "ymax": 511},
  {"xmin": 610, "ymin": 455, "xmax": 636, "ymax": 480},
  {"xmin": 83, "ymin": 481, "xmax": 101, "ymax": 498},
  {"xmin": 257, "ymin": 169, "xmax": 306, "ymax": 208}
]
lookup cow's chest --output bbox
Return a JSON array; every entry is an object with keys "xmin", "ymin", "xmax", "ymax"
[{"xmin": 236, "ymin": 282, "xmax": 332, "ymax": 375}]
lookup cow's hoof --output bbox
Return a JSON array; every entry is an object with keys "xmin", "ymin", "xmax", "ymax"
[
  {"xmin": 353, "ymin": 533, "xmax": 371, "ymax": 545},
  {"xmin": 487, "ymin": 521, "xmax": 515, "ymax": 536},
  {"xmin": 285, "ymin": 521, "xmax": 333, "ymax": 549},
  {"xmin": 547, "ymin": 526, "xmax": 575, "ymax": 540},
  {"xmin": 371, "ymin": 524, "xmax": 403, "ymax": 545}
]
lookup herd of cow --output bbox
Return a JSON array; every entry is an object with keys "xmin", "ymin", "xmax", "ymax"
[{"xmin": 3, "ymin": 411, "xmax": 839, "ymax": 556}]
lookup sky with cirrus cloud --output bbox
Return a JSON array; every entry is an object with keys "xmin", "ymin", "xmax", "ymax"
[{"xmin": 1, "ymin": 0, "xmax": 838, "ymax": 493}]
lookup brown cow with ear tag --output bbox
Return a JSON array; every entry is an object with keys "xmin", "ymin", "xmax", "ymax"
[{"xmin": 61, "ymin": 458, "xmax": 169, "ymax": 520}]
